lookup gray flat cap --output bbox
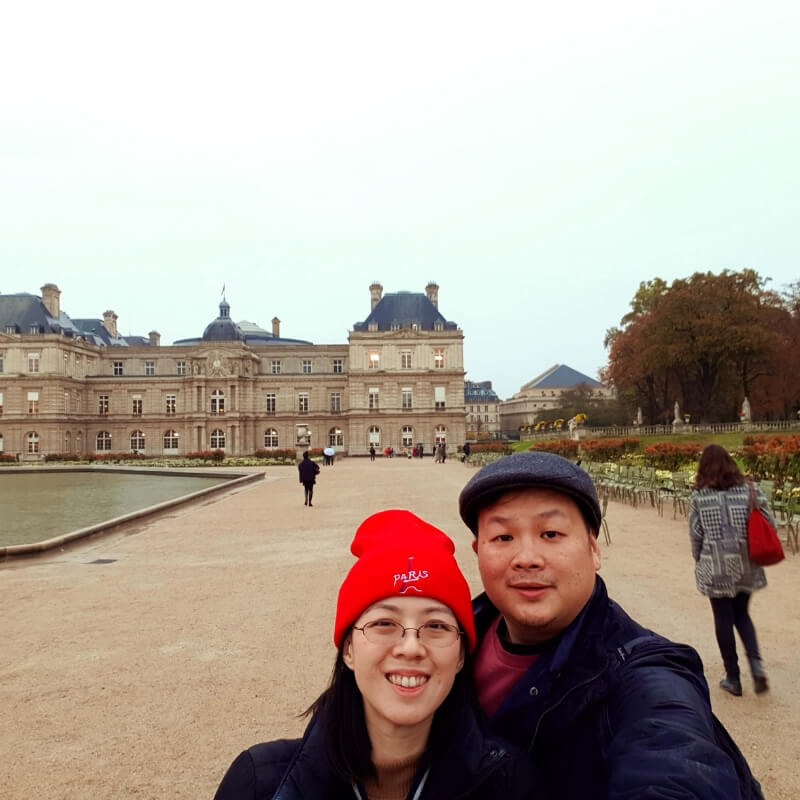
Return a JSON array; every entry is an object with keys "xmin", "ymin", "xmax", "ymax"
[{"xmin": 458, "ymin": 451, "xmax": 602, "ymax": 536}]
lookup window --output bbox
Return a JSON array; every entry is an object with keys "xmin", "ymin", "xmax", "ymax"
[
  {"xmin": 113, "ymin": 361, "xmax": 123, "ymax": 376},
  {"xmin": 485, "ymin": 414, "xmax": 489, "ymax": 423},
  {"xmin": 96, "ymin": 431, "xmax": 112, "ymax": 451},
  {"xmin": 130, "ymin": 430, "xmax": 145, "ymax": 452},
  {"xmin": 484, "ymin": 405, "xmax": 488, "ymax": 412},
  {"xmin": 332, "ymin": 358, "xmax": 343, "ymax": 374},
  {"xmin": 401, "ymin": 388, "xmax": 413, "ymax": 410},
  {"xmin": 401, "ymin": 350, "xmax": 412, "ymax": 369},
  {"xmin": 5, "ymin": 325, "xmax": 14, "ymax": 335},
  {"xmin": 145, "ymin": 360, "xmax": 155, "ymax": 376},
  {"xmin": 411, "ymin": 323, "xmax": 419, "ymax": 331},
  {"xmin": 368, "ymin": 388, "xmax": 379, "ymax": 410},
  {"xmin": 433, "ymin": 348, "xmax": 445, "ymax": 369},
  {"xmin": 98, "ymin": 395, "xmax": 109, "ymax": 415},
  {"xmin": 271, "ymin": 359, "xmax": 281, "ymax": 374},
  {"xmin": 330, "ymin": 392, "xmax": 341, "ymax": 413},
  {"xmin": 211, "ymin": 389, "xmax": 225, "ymax": 415},
  {"xmin": 210, "ymin": 429, "xmax": 225, "ymax": 449},
  {"xmin": 163, "ymin": 429, "xmax": 179, "ymax": 450},
  {"xmin": 132, "ymin": 395, "xmax": 143, "ymax": 416},
  {"xmin": 434, "ymin": 425, "xmax": 447, "ymax": 445},
  {"xmin": 264, "ymin": 428, "xmax": 279, "ymax": 448},
  {"xmin": 435, "ymin": 386, "xmax": 446, "ymax": 409},
  {"xmin": 401, "ymin": 425, "xmax": 413, "ymax": 447},
  {"xmin": 265, "ymin": 392, "xmax": 276, "ymax": 414},
  {"xmin": 434, "ymin": 320, "xmax": 444, "ymax": 331},
  {"xmin": 0, "ymin": 391, "xmax": 3, "ymax": 415},
  {"xmin": 368, "ymin": 350, "xmax": 380, "ymax": 369},
  {"xmin": 329, "ymin": 427, "xmax": 343, "ymax": 447},
  {"xmin": 390, "ymin": 322, "xmax": 400, "ymax": 331},
  {"xmin": 0, "ymin": 432, "xmax": 4, "ymax": 451},
  {"xmin": 27, "ymin": 431, "xmax": 40, "ymax": 454},
  {"xmin": 28, "ymin": 391, "xmax": 39, "ymax": 415},
  {"xmin": 30, "ymin": 324, "xmax": 40, "ymax": 335},
  {"xmin": 166, "ymin": 393, "xmax": 176, "ymax": 415},
  {"xmin": 176, "ymin": 360, "xmax": 186, "ymax": 376},
  {"xmin": 64, "ymin": 431, "xmax": 71, "ymax": 452},
  {"xmin": 64, "ymin": 392, "xmax": 69, "ymax": 413},
  {"xmin": 0, "ymin": 352, "xmax": 3, "ymax": 372},
  {"xmin": 28, "ymin": 353, "xmax": 40, "ymax": 373},
  {"xmin": 298, "ymin": 392, "xmax": 309, "ymax": 413},
  {"xmin": 368, "ymin": 425, "xmax": 380, "ymax": 446},
  {"xmin": 302, "ymin": 359, "xmax": 312, "ymax": 374}
]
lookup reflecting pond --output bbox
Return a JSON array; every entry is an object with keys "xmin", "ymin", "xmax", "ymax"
[{"xmin": 0, "ymin": 471, "xmax": 230, "ymax": 547}]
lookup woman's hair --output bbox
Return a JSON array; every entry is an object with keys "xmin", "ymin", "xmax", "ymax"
[
  {"xmin": 304, "ymin": 634, "xmax": 477, "ymax": 784},
  {"xmin": 694, "ymin": 443, "xmax": 745, "ymax": 490}
]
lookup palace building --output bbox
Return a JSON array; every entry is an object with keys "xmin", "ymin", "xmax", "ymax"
[{"xmin": 0, "ymin": 282, "xmax": 465, "ymax": 459}]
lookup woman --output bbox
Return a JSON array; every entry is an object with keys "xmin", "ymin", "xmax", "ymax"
[
  {"xmin": 297, "ymin": 450, "xmax": 320, "ymax": 506},
  {"xmin": 689, "ymin": 444, "xmax": 773, "ymax": 697},
  {"xmin": 215, "ymin": 509, "xmax": 538, "ymax": 799}
]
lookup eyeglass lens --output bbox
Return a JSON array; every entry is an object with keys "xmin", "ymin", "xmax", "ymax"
[{"xmin": 360, "ymin": 620, "xmax": 459, "ymax": 646}]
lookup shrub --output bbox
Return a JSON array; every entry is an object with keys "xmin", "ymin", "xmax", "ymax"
[
  {"xmin": 0, "ymin": 453, "xmax": 17, "ymax": 464},
  {"xmin": 528, "ymin": 439, "xmax": 580, "ymax": 458},
  {"xmin": 741, "ymin": 434, "xmax": 800, "ymax": 482},
  {"xmin": 643, "ymin": 441, "xmax": 703, "ymax": 471},
  {"xmin": 253, "ymin": 448, "xmax": 297, "ymax": 463},
  {"xmin": 581, "ymin": 437, "xmax": 640, "ymax": 462},
  {"xmin": 469, "ymin": 442, "xmax": 513, "ymax": 455}
]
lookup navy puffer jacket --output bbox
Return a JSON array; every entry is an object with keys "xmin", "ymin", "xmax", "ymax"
[{"xmin": 475, "ymin": 577, "xmax": 763, "ymax": 800}]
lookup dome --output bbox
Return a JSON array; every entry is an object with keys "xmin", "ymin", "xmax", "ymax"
[{"xmin": 201, "ymin": 299, "xmax": 245, "ymax": 342}]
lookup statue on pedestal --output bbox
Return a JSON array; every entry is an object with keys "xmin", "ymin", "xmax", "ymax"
[
  {"xmin": 672, "ymin": 401, "xmax": 682, "ymax": 426},
  {"xmin": 741, "ymin": 397, "xmax": 752, "ymax": 423}
]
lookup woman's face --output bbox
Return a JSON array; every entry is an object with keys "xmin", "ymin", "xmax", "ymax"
[{"xmin": 343, "ymin": 595, "xmax": 464, "ymax": 743}]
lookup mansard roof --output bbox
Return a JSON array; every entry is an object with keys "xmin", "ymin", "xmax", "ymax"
[
  {"xmin": 0, "ymin": 293, "xmax": 81, "ymax": 337},
  {"xmin": 465, "ymin": 380, "xmax": 500, "ymax": 403},
  {"xmin": 353, "ymin": 291, "xmax": 457, "ymax": 332},
  {"xmin": 520, "ymin": 364, "xmax": 604, "ymax": 391},
  {"xmin": 70, "ymin": 318, "xmax": 131, "ymax": 346}
]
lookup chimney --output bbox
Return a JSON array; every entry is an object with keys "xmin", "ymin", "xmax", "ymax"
[
  {"xmin": 103, "ymin": 310, "xmax": 119, "ymax": 338},
  {"xmin": 369, "ymin": 282, "xmax": 383, "ymax": 311},
  {"xmin": 272, "ymin": 317, "xmax": 281, "ymax": 338},
  {"xmin": 149, "ymin": 330, "xmax": 161, "ymax": 347},
  {"xmin": 41, "ymin": 283, "xmax": 61, "ymax": 318},
  {"xmin": 425, "ymin": 281, "xmax": 439, "ymax": 308}
]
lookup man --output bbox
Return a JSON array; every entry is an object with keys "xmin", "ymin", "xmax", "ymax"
[
  {"xmin": 297, "ymin": 450, "xmax": 320, "ymax": 507},
  {"xmin": 458, "ymin": 451, "xmax": 762, "ymax": 800}
]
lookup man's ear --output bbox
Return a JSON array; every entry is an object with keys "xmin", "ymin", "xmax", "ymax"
[{"xmin": 471, "ymin": 538, "xmax": 478, "ymax": 555}]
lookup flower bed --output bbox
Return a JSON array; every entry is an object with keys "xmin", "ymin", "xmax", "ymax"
[
  {"xmin": 643, "ymin": 441, "xmax": 703, "ymax": 471},
  {"xmin": 741, "ymin": 434, "xmax": 800, "ymax": 482},
  {"xmin": 581, "ymin": 437, "xmax": 640, "ymax": 462},
  {"xmin": 528, "ymin": 439, "xmax": 580, "ymax": 458}
]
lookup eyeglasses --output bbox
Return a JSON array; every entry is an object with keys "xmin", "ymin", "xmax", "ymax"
[{"xmin": 353, "ymin": 619, "xmax": 462, "ymax": 648}]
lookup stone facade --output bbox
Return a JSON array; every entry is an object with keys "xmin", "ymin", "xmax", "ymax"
[
  {"xmin": 464, "ymin": 380, "xmax": 501, "ymax": 438},
  {"xmin": 0, "ymin": 283, "xmax": 465, "ymax": 459}
]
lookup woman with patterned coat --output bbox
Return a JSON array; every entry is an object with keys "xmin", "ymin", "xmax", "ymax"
[{"xmin": 689, "ymin": 444, "xmax": 774, "ymax": 697}]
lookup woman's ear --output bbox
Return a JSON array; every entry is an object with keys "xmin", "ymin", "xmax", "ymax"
[
  {"xmin": 342, "ymin": 634, "xmax": 354, "ymax": 671},
  {"xmin": 456, "ymin": 643, "xmax": 465, "ymax": 674}
]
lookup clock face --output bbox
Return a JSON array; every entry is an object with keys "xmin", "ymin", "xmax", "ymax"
[{"xmin": 213, "ymin": 359, "xmax": 221, "ymax": 368}]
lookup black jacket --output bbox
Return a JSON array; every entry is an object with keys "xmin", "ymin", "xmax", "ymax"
[
  {"xmin": 297, "ymin": 459, "xmax": 319, "ymax": 485},
  {"xmin": 475, "ymin": 577, "xmax": 762, "ymax": 800},
  {"xmin": 214, "ymin": 705, "xmax": 542, "ymax": 800}
]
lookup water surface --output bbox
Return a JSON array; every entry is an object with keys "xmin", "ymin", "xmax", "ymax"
[{"xmin": 0, "ymin": 471, "xmax": 229, "ymax": 546}]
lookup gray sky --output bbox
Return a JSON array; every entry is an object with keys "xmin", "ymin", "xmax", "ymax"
[{"xmin": 2, "ymin": 1, "xmax": 798, "ymax": 399}]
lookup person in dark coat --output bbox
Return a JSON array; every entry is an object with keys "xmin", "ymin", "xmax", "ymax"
[
  {"xmin": 369, "ymin": 445, "xmax": 376, "ymax": 462},
  {"xmin": 297, "ymin": 451, "xmax": 320, "ymax": 506},
  {"xmin": 689, "ymin": 444, "xmax": 773, "ymax": 696},
  {"xmin": 458, "ymin": 451, "xmax": 763, "ymax": 800},
  {"xmin": 214, "ymin": 510, "xmax": 542, "ymax": 800}
]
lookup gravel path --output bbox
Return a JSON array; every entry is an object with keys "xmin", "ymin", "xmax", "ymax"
[{"xmin": 2, "ymin": 457, "xmax": 797, "ymax": 798}]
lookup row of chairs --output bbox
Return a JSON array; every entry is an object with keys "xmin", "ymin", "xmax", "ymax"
[{"xmin": 582, "ymin": 461, "xmax": 798, "ymax": 555}]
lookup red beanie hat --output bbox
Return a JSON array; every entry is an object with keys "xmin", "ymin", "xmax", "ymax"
[{"xmin": 334, "ymin": 509, "xmax": 477, "ymax": 652}]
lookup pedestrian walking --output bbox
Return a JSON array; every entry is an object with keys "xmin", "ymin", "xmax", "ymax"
[
  {"xmin": 689, "ymin": 444, "xmax": 773, "ymax": 696},
  {"xmin": 297, "ymin": 451, "xmax": 320, "ymax": 507},
  {"xmin": 369, "ymin": 445, "xmax": 376, "ymax": 462}
]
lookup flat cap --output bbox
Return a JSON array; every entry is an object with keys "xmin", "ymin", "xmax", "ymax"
[{"xmin": 458, "ymin": 451, "xmax": 602, "ymax": 536}]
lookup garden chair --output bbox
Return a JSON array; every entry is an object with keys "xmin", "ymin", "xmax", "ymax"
[
  {"xmin": 776, "ymin": 485, "xmax": 799, "ymax": 555},
  {"xmin": 599, "ymin": 488, "xmax": 612, "ymax": 546},
  {"xmin": 633, "ymin": 467, "xmax": 658, "ymax": 509}
]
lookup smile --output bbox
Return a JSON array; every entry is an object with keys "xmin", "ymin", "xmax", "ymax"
[{"xmin": 387, "ymin": 674, "xmax": 429, "ymax": 688}]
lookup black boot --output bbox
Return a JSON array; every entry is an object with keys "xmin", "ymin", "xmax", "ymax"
[
  {"xmin": 750, "ymin": 659, "xmax": 769, "ymax": 694},
  {"xmin": 719, "ymin": 677, "xmax": 742, "ymax": 696}
]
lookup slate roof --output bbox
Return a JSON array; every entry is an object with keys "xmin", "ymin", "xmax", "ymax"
[
  {"xmin": 71, "ymin": 318, "xmax": 132, "ymax": 347},
  {"xmin": 353, "ymin": 291, "xmax": 457, "ymax": 332},
  {"xmin": 465, "ymin": 380, "xmax": 500, "ymax": 403},
  {"xmin": 520, "ymin": 364, "xmax": 604, "ymax": 390},
  {"xmin": 0, "ymin": 293, "xmax": 81, "ymax": 337}
]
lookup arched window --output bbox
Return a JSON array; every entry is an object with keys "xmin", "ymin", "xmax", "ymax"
[
  {"xmin": 130, "ymin": 430, "xmax": 145, "ymax": 452},
  {"xmin": 264, "ymin": 428, "xmax": 279, "ymax": 448},
  {"xmin": 64, "ymin": 431, "xmax": 71, "ymax": 452},
  {"xmin": 329, "ymin": 427, "xmax": 343, "ymax": 447},
  {"xmin": 163, "ymin": 430, "xmax": 179, "ymax": 451},
  {"xmin": 96, "ymin": 431, "xmax": 112, "ymax": 451},
  {"xmin": 434, "ymin": 425, "xmax": 447, "ymax": 444},
  {"xmin": 210, "ymin": 428, "xmax": 226, "ymax": 449},
  {"xmin": 210, "ymin": 389, "xmax": 225, "ymax": 415},
  {"xmin": 368, "ymin": 425, "xmax": 380, "ymax": 446},
  {"xmin": 401, "ymin": 425, "xmax": 413, "ymax": 447},
  {"xmin": 0, "ymin": 433, "xmax": 4, "ymax": 452},
  {"xmin": 76, "ymin": 431, "xmax": 82, "ymax": 454}
]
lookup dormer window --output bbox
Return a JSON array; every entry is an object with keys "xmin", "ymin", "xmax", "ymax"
[
  {"xmin": 434, "ymin": 319, "xmax": 443, "ymax": 331},
  {"xmin": 29, "ymin": 325, "xmax": 40, "ymax": 335},
  {"xmin": 368, "ymin": 322, "xmax": 378, "ymax": 332}
]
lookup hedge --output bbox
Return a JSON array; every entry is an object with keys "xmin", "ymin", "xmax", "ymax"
[
  {"xmin": 741, "ymin": 434, "xmax": 800, "ymax": 483},
  {"xmin": 643, "ymin": 441, "xmax": 703, "ymax": 471},
  {"xmin": 528, "ymin": 439, "xmax": 580, "ymax": 458},
  {"xmin": 581, "ymin": 437, "xmax": 640, "ymax": 462}
]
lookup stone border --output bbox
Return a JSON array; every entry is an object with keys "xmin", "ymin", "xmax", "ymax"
[{"xmin": 0, "ymin": 467, "xmax": 265, "ymax": 560}]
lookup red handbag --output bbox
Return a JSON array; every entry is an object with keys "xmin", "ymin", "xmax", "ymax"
[{"xmin": 747, "ymin": 480, "xmax": 785, "ymax": 566}]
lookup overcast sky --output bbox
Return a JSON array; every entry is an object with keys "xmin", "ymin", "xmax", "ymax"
[{"xmin": 2, "ymin": 1, "xmax": 798, "ymax": 399}]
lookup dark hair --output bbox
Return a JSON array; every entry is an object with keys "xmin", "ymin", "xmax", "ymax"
[
  {"xmin": 304, "ymin": 636, "xmax": 477, "ymax": 784},
  {"xmin": 694, "ymin": 444, "xmax": 745, "ymax": 490}
]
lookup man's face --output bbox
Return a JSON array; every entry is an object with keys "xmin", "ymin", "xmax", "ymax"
[{"xmin": 473, "ymin": 488, "xmax": 601, "ymax": 645}]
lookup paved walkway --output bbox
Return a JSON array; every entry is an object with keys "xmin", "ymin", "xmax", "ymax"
[{"xmin": 2, "ymin": 457, "xmax": 798, "ymax": 798}]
